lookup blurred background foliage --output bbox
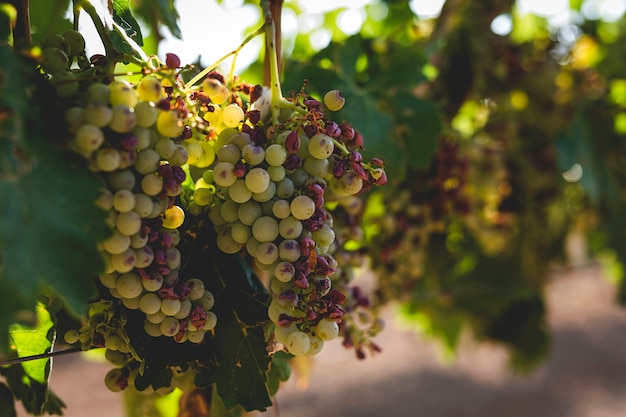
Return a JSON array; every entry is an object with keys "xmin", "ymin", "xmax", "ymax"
[{"xmin": 26, "ymin": 0, "xmax": 626, "ymax": 371}]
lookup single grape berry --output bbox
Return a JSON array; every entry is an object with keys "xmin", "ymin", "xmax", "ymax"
[
  {"xmin": 323, "ymin": 90, "xmax": 345, "ymax": 111},
  {"xmin": 165, "ymin": 53, "xmax": 181, "ymax": 69}
]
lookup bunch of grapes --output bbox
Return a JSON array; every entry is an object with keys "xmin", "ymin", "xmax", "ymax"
[{"xmin": 179, "ymin": 79, "xmax": 387, "ymax": 356}]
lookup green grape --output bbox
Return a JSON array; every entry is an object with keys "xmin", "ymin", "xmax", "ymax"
[
  {"xmin": 287, "ymin": 169, "xmax": 308, "ymax": 188},
  {"xmin": 142, "ymin": 274, "xmax": 164, "ymax": 292},
  {"xmin": 116, "ymin": 272, "xmax": 143, "ymax": 299},
  {"xmin": 134, "ymin": 101, "xmax": 158, "ymax": 127},
  {"xmin": 136, "ymin": 76, "xmax": 162, "ymax": 103},
  {"xmin": 312, "ymin": 223, "xmax": 336, "ymax": 247},
  {"xmin": 51, "ymin": 70, "xmax": 79, "ymax": 98},
  {"xmin": 278, "ymin": 239, "xmax": 301, "ymax": 262},
  {"xmin": 139, "ymin": 293, "xmax": 162, "ymax": 315},
  {"xmin": 99, "ymin": 272, "xmax": 119, "ymax": 289},
  {"xmin": 241, "ymin": 144, "xmax": 265, "ymax": 166},
  {"xmin": 274, "ymin": 261, "xmax": 295, "ymax": 283},
  {"xmin": 160, "ymin": 299, "xmax": 181, "ymax": 316},
  {"xmin": 109, "ymin": 105, "xmax": 137, "ymax": 133},
  {"xmin": 229, "ymin": 179, "xmax": 253, "ymax": 203},
  {"xmin": 159, "ymin": 317, "xmax": 181, "ymax": 337},
  {"xmin": 305, "ymin": 335, "xmax": 324, "ymax": 356},
  {"xmin": 162, "ymin": 205, "xmax": 185, "ymax": 229},
  {"xmin": 134, "ymin": 126, "xmax": 154, "ymax": 150},
  {"xmin": 274, "ymin": 323, "xmax": 297, "ymax": 345},
  {"xmin": 193, "ymin": 187, "xmax": 213, "ymax": 206},
  {"xmin": 64, "ymin": 329, "xmax": 80, "ymax": 344},
  {"xmin": 285, "ymin": 331, "xmax": 311, "ymax": 356},
  {"xmin": 230, "ymin": 221, "xmax": 252, "ymax": 244},
  {"xmin": 62, "ymin": 30, "xmax": 86, "ymax": 56},
  {"xmin": 265, "ymin": 144, "xmax": 288, "ymax": 166},
  {"xmin": 75, "ymin": 124, "xmax": 105, "ymax": 152},
  {"xmin": 238, "ymin": 200, "xmax": 263, "ymax": 225},
  {"xmin": 64, "ymin": 107, "xmax": 84, "ymax": 134},
  {"xmin": 256, "ymin": 242, "xmax": 279, "ymax": 265},
  {"xmin": 331, "ymin": 171, "xmax": 363, "ymax": 196},
  {"xmin": 187, "ymin": 330, "xmax": 206, "ymax": 344},
  {"xmin": 229, "ymin": 132, "xmax": 253, "ymax": 150},
  {"xmin": 108, "ymin": 170, "xmax": 136, "ymax": 191},
  {"xmin": 102, "ymin": 231, "xmax": 131, "ymax": 255},
  {"xmin": 315, "ymin": 319, "xmax": 339, "ymax": 341},
  {"xmin": 217, "ymin": 143, "xmax": 241, "ymax": 164},
  {"xmin": 41, "ymin": 47, "xmax": 69, "ymax": 74},
  {"xmin": 112, "ymin": 189, "xmax": 136, "ymax": 213},
  {"xmin": 308, "ymin": 134, "xmax": 334, "ymax": 160},
  {"xmin": 303, "ymin": 156, "xmax": 330, "ymax": 178},
  {"xmin": 220, "ymin": 199, "xmax": 240, "ymax": 223},
  {"xmin": 252, "ymin": 181, "xmax": 276, "ymax": 203},
  {"xmin": 216, "ymin": 227, "xmax": 243, "ymax": 254},
  {"xmin": 146, "ymin": 310, "xmax": 166, "ymax": 324},
  {"xmin": 267, "ymin": 165, "xmax": 285, "ymax": 182},
  {"xmin": 83, "ymin": 103, "xmax": 113, "ymax": 128},
  {"xmin": 105, "ymin": 334, "xmax": 126, "ymax": 350},
  {"xmin": 276, "ymin": 178, "xmax": 295, "ymax": 199},
  {"xmin": 204, "ymin": 311, "xmax": 217, "ymax": 330},
  {"xmin": 104, "ymin": 368, "xmax": 126, "ymax": 392},
  {"xmin": 116, "ymin": 211, "xmax": 142, "ymax": 236},
  {"xmin": 42, "ymin": 34, "xmax": 69, "ymax": 54},
  {"xmin": 156, "ymin": 110, "xmax": 184, "ymax": 138},
  {"xmin": 135, "ymin": 149, "xmax": 161, "ymax": 175},
  {"xmin": 174, "ymin": 298, "xmax": 192, "ymax": 319},
  {"xmin": 166, "ymin": 247, "xmax": 181, "ymax": 269},
  {"xmin": 323, "ymin": 89, "xmax": 345, "ymax": 111},
  {"xmin": 268, "ymin": 298, "xmax": 293, "ymax": 323},
  {"xmin": 144, "ymin": 320, "xmax": 163, "ymax": 337},
  {"xmin": 245, "ymin": 167, "xmax": 270, "ymax": 194},
  {"xmin": 195, "ymin": 290, "xmax": 215, "ymax": 311},
  {"xmin": 202, "ymin": 78, "xmax": 229, "ymax": 104},
  {"xmin": 245, "ymin": 237, "xmax": 261, "ymax": 257},
  {"xmin": 272, "ymin": 199, "xmax": 291, "ymax": 219},
  {"xmin": 252, "ymin": 216, "xmax": 279, "ymax": 243},
  {"xmin": 133, "ymin": 193, "xmax": 154, "ymax": 218},
  {"xmin": 202, "ymin": 103, "xmax": 222, "ymax": 125},
  {"xmin": 109, "ymin": 80, "xmax": 138, "ymax": 107},
  {"xmin": 290, "ymin": 195, "xmax": 315, "ymax": 220},
  {"xmin": 168, "ymin": 144, "xmax": 189, "ymax": 166},
  {"xmin": 195, "ymin": 141, "xmax": 216, "ymax": 168},
  {"xmin": 105, "ymin": 348, "xmax": 129, "ymax": 366},
  {"xmin": 134, "ymin": 246, "xmax": 154, "ymax": 268},
  {"xmin": 141, "ymin": 173, "xmax": 164, "ymax": 196},
  {"xmin": 185, "ymin": 279, "xmax": 205, "ymax": 301},
  {"xmin": 278, "ymin": 216, "xmax": 303, "ymax": 239},
  {"xmin": 110, "ymin": 249, "xmax": 137, "ymax": 273},
  {"xmin": 213, "ymin": 161, "xmax": 237, "ymax": 187},
  {"xmin": 86, "ymin": 82, "xmax": 111, "ymax": 105}
]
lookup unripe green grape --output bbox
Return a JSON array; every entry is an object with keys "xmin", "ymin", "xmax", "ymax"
[
  {"xmin": 169, "ymin": 144, "xmax": 189, "ymax": 167},
  {"xmin": 146, "ymin": 310, "xmax": 166, "ymax": 324},
  {"xmin": 286, "ymin": 331, "xmax": 311, "ymax": 356},
  {"xmin": 99, "ymin": 272, "xmax": 119, "ymax": 289},
  {"xmin": 104, "ymin": 368, "xmax": 126, "ymax": 392},
  {"xmin": 42, "ymin": 34, "xmax": 69, "ymax": 54},
  {"xmin": 228, "ymin": 132, "xmax": 252, "ymax": 150},
  {"xmin": 110, "ymin": 248, "xmax": 137, "ymax": 273},
  {"xmin": 279, "ymin": 216, "xmax": 303, "ymax": 239},
  {"xmin": 213, "ymin": 161, "xmax": 237, "ymax": 187},
  {"xmin": 62, "ymin": 29, "xmax": 86, "ymax": 56},
  {"xmin": 185, "ymin": 279, "xmax": 205, "ymax": 301},
  {"xmin": 135, "ymin": 149, "xmax": 161, "ymax": 175},
  {"xmin": 187, "ymin": 330, "xmax": 206, "ymax": 344},
  {"xmin": 159, "ymin": 317, "xmax": 181, "ymax": 337},
  {"xmin": 193, "ymin": 187, "xmax": 213, "ymax": 206},
  {"xmin": 274, "ymin": 261, "xmax": 295, "ymax": 283},
  {"xmin": 141, "ymin": 173, "xmax": 164, "ymax": 196},
  {"xmin": 160, "ymin": 299, "xmax": 181, "ymax": 316},
  {"xmin": 290, "ymin": 195, "xmax": 315, "ymax": 220},
  {"xmin": 195, "ymin": 141, "xmax": 216, "ymax": 168},
  {"xmin": 217, "ymin": 143, "xmax": 241, "ymax": 164},
  {"xmin": 245, "ymin": 168, "xmax": 270, "ymax": 194},
  {"xmin": 157, "ymin": 110, "xmax": 184, "ymax": 138},
  {"xmin": 296, "ymin": 135, "xmax": 310, "ymax": 159},
  {"xmin": 267, "ymin": 166, "xmax": 285, "ymax": 182},
  {"xmin": 109, "ymin": 80, "xmax": 138, "ymax": 107},
  {"xmin": 220, "ymin": 199, "xmax": 240, "ymax": 223},
  {"xmin": 134, "ymin": 245, "xmax": 154, "ymax": 268},
  {"xmin": 323, "ymin": 89, "xmax": 345, "ymax": 111},
  {"xmin": 64, "ymin": 107, "xmax": 84, "ymax": 134},
  {"xmin": 41, "ymin": 47, "xmax": 69, "ymax": 74},
  {"xmin": 162, "ymin": 205, "xmax": 185, "ymax": 229},
  {"xmin": 51, "ymin": 70, "xmax": 79, "ymax": 98},
  {"xmin": 174, "ymin": 298, "xmax": 193, "ymax": 319},
  {"xmin": 252, "ymin": 216, "xmax": 279, "ymax": 243},
  {"xmin": 251, "ymin": 181, "xmax": 276, "ymax": 203},
  {"xmin": 208, "ymin": 203, "xmax": 227, "ymax": 226},
  {"xmin": 279, "ymin": 239, "xmax": 301, "ymax": 262},
  {"xmin": 103, "ymin": 231, "xmax": 131, "ymax": 255},
  {"xmin": 287, "ymin": 169, "xmax": 308, "ymax": 188},
  {"xmin": 230, "ymin": 221, "xmax": 252, "ymax": 244},
  {"xmin": 331, "ymin": 171, "xmax": 363, "ymax": 196},
  {"xmin": 181, "ymin": 139, "xmax": 201, "ymax": 165},
  {"xmin": 308, "ymin": 134, "xmax": 334, "ymax": 159},
  {"xmin": 245, "ymin": 237, "xmax": 261, "ymax": 257},
  {"xmin": 166, "ymin": 247, "xmax": 181, "ymax": 269},
  {"xmin": 134, "ymin": 127, "xmax": 154, "ymax": 150},
  {"xmin": 116, "ymin": 211, "xmax": 142, "ymax": 236},
  {"xmin": 108, "ymin": 169, "xmax": 136, "ymax": 191},
  {"xmin": 137, "ymin": 76, "xmax": 162, "ymax": 103},
  {"xmin": 109, "ymin": 105, "xmax": 137, "ymax": 133},
  {"xmin": 64, "ymin": 329, "xmax": 80, "ymax": 344},
  {"xmin": 216, "ymin": 227, "xmax": 243, "ymax": 254},
  {"xmin": 195, "ymin": 290, "xmax": 215, "ymax": 311},
  {"xmin": 122, "ymin": 294, "xmax": 142, "ymax": 310},
  {"xmin": 142, "ymin": 274, "xmax": 164, "ymax": 292},
  {"xmin": 113, "ymin": 189, "xmax": 136, "ymax": 213},
  {"xmin": 83, "ymin": 104, "xmax": 113, "ymax": 128},
  {"xmin": 276, "ymin": 178, "xmax": 295, "ymax": 199},
  {"xmin": 134, "ymin": 101, "xmax": 158, "ymax": 127},
  {"xmin": 265, "ymin": 144, "xmax": 288, "ymax": 166},
  {"xmin": 144, "ymin": 320, "xmax": 163, "ymax": 337},
  {"xmin": 315, "ymin": 318, "xmax": 339, "ymax": 341},
  {"xmin": 272, "ymin": 199, "xmax": 291, "ymax": 219},
  {"xmin": 133, "ymin": 193, "xmax": 154, "ymax": 218},
  {"xmin": 116, "ymin": 272, "xmax": 143, "ymax": 298},
  {"xmin": 86, "ymin": 82, "xmax": 111, "ymax": 105},
  {"xmin": 75, "ymin": 124, "xmax": 105, "ymax": 152},
  {"xmin": 256, "ymin": 242, "xmax": 279, "ymax": 265},
  {"xmin": 229, "ymin": 179, "xmax": 252, "ymax": 203},
  {"xmin": 305, "ymin": 335, "xmax": 324, "ymax": 356},
  {"xmin": 303, "ymin": 156, "xmax": 330, "ymax": 178},
  {"xmin": 242, "ymin": 144, "xmax": 265, "ymax": 166},
  {"xmin": 274, "ymin": 323, "xmax": 297, "ymax": 345},
  {"xmin": 238, "ymin": 200, "xmax": 262, "ymax": 226},
  {"xmin": 312, "ymin": 223, "xmax": 336, "ymax": 247},
  {"xmin": 105, "ymin": 348, "xmax": 129, "ymax": 366},
  {"xmin": 202, "ymin": 78, "xmax": 229, "ymax": 104},
  {"xmin": 139, "ymin": 292, "xmax": 162, "ymax": 315}
]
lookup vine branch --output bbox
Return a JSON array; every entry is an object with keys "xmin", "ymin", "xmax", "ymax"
[{"xmin": 0, "ymin": 347, "xmax": 82, "ymax": 366}]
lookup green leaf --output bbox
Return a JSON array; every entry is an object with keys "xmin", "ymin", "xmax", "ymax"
[
  {"xmin": 0, "ymin": 382, "xmax": 17, "ymax": 417},
  {"xmin": 112, "ymin": 0, "xmax": 144, "ymax": 46},
  {"xmin": 28, "ymin": 0, "xmax": 72, "ymax": 46},
  {"xmin": 0, "ymin": 47, "xmax": 111, "ymax": 352},
  {"xmin": 266, "ymin": 351, "xmax": 291, "ymax": 397},
  {"xmin": 1, "ymin": 364, "xmax": 66, "ymax": 415},
  {"xmin": 133, "ymin": 0, "xmax": 181, "ymax": 40},
  {"xmin": 9, "ymin": 303, "xmax": 56, "ymax": 385}
]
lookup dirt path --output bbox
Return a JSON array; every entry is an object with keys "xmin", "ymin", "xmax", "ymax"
[{"xmin": 15, "ymin": 264, "xmax": 626, "ymax": 417}]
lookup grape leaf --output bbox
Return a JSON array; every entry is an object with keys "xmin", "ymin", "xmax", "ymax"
[
  {"xmin": 0, "ymin": 382, "xmax": 17, "ymax": 417},
  {"xmin": 9, "ymin": 303, "xmax": 56, "ymax": 385},
  {"xmin": 0, "ymin": 364, "xmax": 66, "ymax": 415},
  {"xmin": 28, "ymin": 0, "xmax": 72, "ymax": 46},
  {"xmin": 0, "ymin": 46, "xmax": 111, "ymax": 353},
  {"xmin": 185, "ymin": 220, "xmax": 272, "ymax": 412},
  {"xmin": 266, "ymin": 351, "xmax": 291, "ymax": 397},
  {"xmin": 133, "ymin": 0, "xmax": 181, "ymax": 40},
  {"xmin": 112, "ymin": 0, "xmax": 144, "ymax": 46}
]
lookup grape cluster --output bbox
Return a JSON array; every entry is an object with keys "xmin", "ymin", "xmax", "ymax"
[
  {"xmin": 60, "ymin": 70, "xmax": 217, "ymax": 349},
  {"xmin": 194, "ymin": 84, "xmax": 387, "ymax": 356},
  {"xmin": 38, "ymin": 30, "xmax": 88, "ymax": 98}
]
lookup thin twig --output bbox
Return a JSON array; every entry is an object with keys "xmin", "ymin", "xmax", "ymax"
[{"xmin": 0, "ymin": 347, "xmax": 83, "ymax": 367}]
